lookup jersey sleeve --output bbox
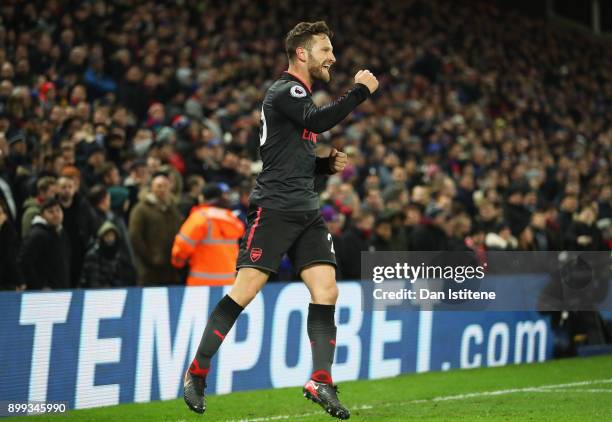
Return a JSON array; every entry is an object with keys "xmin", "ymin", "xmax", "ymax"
[{"xmin": 273, "ymin": 82, "xmax": 370, "ymax": 134}]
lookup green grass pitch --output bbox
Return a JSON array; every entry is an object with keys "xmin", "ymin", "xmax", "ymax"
[{"xmin": 15, "ymin": 355, "xmax": 612, "ymax": 421}]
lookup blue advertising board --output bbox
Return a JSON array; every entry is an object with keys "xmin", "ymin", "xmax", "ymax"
[{"xmin": 0, "ymin": 282, "xmax": 552, "ymax": 409}]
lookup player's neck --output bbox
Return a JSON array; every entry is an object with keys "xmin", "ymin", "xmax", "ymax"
[{"xmin": 286, "ymin": 65, "xmax": 312, "ymax": 92}]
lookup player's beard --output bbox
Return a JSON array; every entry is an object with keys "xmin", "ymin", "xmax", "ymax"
[{"xmin": 308, "ymin": 53, "xmax": 331, "ymax": 83}]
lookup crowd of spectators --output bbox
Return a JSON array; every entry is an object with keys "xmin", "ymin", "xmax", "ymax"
[{"xmin": 0, "ymin": 0, "xmax": 610, "ymax": 289}]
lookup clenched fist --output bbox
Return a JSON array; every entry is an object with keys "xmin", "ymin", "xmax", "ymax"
[
  {"xmin": 329, "ymin": 148, "xmax": 348, "ymax": 173},
  {"xmin": 354, "ymin": 69, "xmax": 379, "ymax": 94}
]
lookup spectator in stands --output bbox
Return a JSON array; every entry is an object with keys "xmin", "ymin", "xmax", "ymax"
[
  {"xmin": 98, "ymin": 162, "xmax": 130, "ymax": 217},
  {"xmin": 179, "ymin": 174, "xmax": 205, "ymax": 217},
  {"xmin": 123, "ymin": 158, "xmax": 149, "ymax": 218},
  {"xmin": 402, "ymin": 202, "xmax": 423, "ymax": 244},
  {"xmin": 448, "ymin": 213, "xmax": 472, "ymax": 251},
  {"xmin": 337, "ymin": 210, "xmax": 375, "ymax": 280},
  {"xmin": 0, "ymin": 199, "xmax": 23, "ymax": 290},
  {"xmin": 558, "ymin": 195, "xmax": 579, "ymax": 233},
  {"xmin": 408, "ymin": 205, "xmax": 451, "ymax": 251},
  {"xmin": 565, "ymin": 204, "xmax": 605, "ymax": 251},
  {"xmin": 371, "ymin": 214, "xmax": 394, "ymax": 251},
  {"xmin": 80, "ymin": 221, "xmax": 136, "ymax": 288},
  {"xmin": 475, "ymin": 199, "xmax": 501, "ymax": 234},
  {"xmin": 515, "ymin": 223, "xmax": 536, "ymax": 251},
  {"xmin": 81, "ymin": 144, "xmax": 107, "ymax": 188},
  {"xmin": 88, "ymin": 184, "xmax": 135, "ymax": 268},
  {"xmin": 57, "ymin": 175, "xmax": 95, "ymax": 287},
  {"xmin": 531, "ymin": 207, "xmax": 563, "ymax": 251},
  {"xmin": 129, "ymin": 172, "xmax": 183, "ymax": 285},
  {"xmin": 21, "ymin": 176, "xmax": 58, "ymax": 237},
  {"xmin": 185, "ymin": 141, "xmax": 217, "ymax": 182},
  {"xmin": 504, "ymin": 185, "xmax": 531, "ymax": 238},
  {"xmin": 19, "ymin": 198, "xmax": 71, "ymax": 290}
]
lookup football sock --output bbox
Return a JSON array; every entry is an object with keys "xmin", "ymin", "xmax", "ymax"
[
  {"xmin": 190, "ymin": 294, "xmax": 243, "ymax": 379},
  {"xmin": 307, "ymin": 303, "xmax": 337, "ymax": 384}
]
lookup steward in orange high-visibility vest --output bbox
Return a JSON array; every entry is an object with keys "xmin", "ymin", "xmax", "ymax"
[{"xmin": 171, "ymin": 184, "xmax": 245, "ymax": 286}]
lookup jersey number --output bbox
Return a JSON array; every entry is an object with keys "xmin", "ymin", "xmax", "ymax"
[{"xmin": 259, "ymin": 107, "xmax": 267, "ymax": 146}]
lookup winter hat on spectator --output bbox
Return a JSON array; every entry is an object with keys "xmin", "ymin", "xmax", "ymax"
[
  {"xmin": 171, "ymin": 115, "xmax": 191, "ymax": 131},
  {"xmin": 97, "ymin": 220, "xmax": 120, "ymax": 239}
]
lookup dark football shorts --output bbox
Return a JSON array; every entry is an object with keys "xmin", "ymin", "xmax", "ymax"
[{"xmin": 236, "ymin": 205, "xmax": 337, "ymax": 274}]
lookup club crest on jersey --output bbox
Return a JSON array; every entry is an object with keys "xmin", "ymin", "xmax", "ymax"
[
  {"xmin": 290, "ymin": 85, "xmax": 307, "ymax": 98},
  {"xmin": 250, "ymin": 248, "xmax": 263, "ymax": 262}
]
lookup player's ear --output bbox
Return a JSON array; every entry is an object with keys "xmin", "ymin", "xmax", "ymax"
[{"xmin": 296, "ymin": 46, "xmax": 307, "ymax": 63}]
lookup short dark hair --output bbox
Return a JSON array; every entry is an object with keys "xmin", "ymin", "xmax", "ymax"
[
  {"xmin": 88, "ymin": 184, "xmax": 108, "ymax": 207},
  {"xmin": 40, "ymin": 197, "xmax": 61, "ymax": 213},
  {"xmin": 285, "ymin": 21, "xmax": 332, "ymax": 61},
  {"xmin": 95, "ymin": 162, "xmax": 117, "ymax": 181},
  {"xmin": 186, "ymin": 175, "xmax": 203, "ymax": 190}
]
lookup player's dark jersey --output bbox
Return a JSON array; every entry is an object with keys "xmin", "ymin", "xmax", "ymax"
[{"xmin": 250, "ymin": 71, "xmax": 370, "ymax": 211}]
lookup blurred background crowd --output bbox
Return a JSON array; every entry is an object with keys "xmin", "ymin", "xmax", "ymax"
[{"xmin": 0, "ymin": 0, "xmax": 610, "ymax": 290}]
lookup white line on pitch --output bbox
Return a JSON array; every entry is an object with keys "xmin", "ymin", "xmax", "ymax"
[
  {"xmin": 531, "ymin": 388, "xmax": 612, "ymax": 393},
  {"xmin": 225, "ymin": 378, "xmax": 612, "ymax": 422}
]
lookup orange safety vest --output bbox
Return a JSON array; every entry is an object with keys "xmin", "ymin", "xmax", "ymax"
[{"xmin": 171, "ymin": 205, "xmax": 245, "ymax": 286}]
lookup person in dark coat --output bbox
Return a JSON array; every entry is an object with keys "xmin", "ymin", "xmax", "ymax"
[
  {"xmin": 557, "ymin": 194, "xmax": 579, "ymax": 234},
  {"xmin": 179, "ymin": 175, "xmax": 205, "ymax": 218},
  {"xmin": 184, "ymin": 142, "xmax": 216, "ymax": 183},
  {"xmin": 402, "ymin": 202, "xmax": 423, "ymax": 248},
  {"xmin": 371, "ymin": 214, "xmax": 393, "ymax": 251},
  {"xmin": 0, "ymin": 199, "xmax": 24, "ymax": 290},
  {"xmin": 503, "ymin": 184, "xmax": 531, "ymax": 237},
  {"xmin": 80, "ymin": 221, "xmax": 136, "ymax": 288},
  {"xmin": 336, "ymin": 210, "xmax": 375, "ymax": 280},
  {"xmin": 57, "ymin": 175, "xmax": 96, "ymax": 287},
  {"xmin": 531, "ymin": 207, "xmax": 563, "ymax": 251},
  {"xmin": 19, "ymin": 198, "xmax": 71, "ymax": 290},
  {"xmin": 565, "ymin": 205, "xmax": 606, "ymax": 251},
  {"xmin": 408, "ymin": 205, "xmax": 451, "ymax": 251}
]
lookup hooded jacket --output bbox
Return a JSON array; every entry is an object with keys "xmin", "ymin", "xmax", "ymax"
[
  {"xmin": 20, "ymin": 196, "xmax": 41, "ymax": 237},
  {"xmin": 19, "ymin": 215, "xmax": 71, "ymax": 290},
  {"xmin": 80, "ymin": 221, "xmax": 136, "ymax": 288}
]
